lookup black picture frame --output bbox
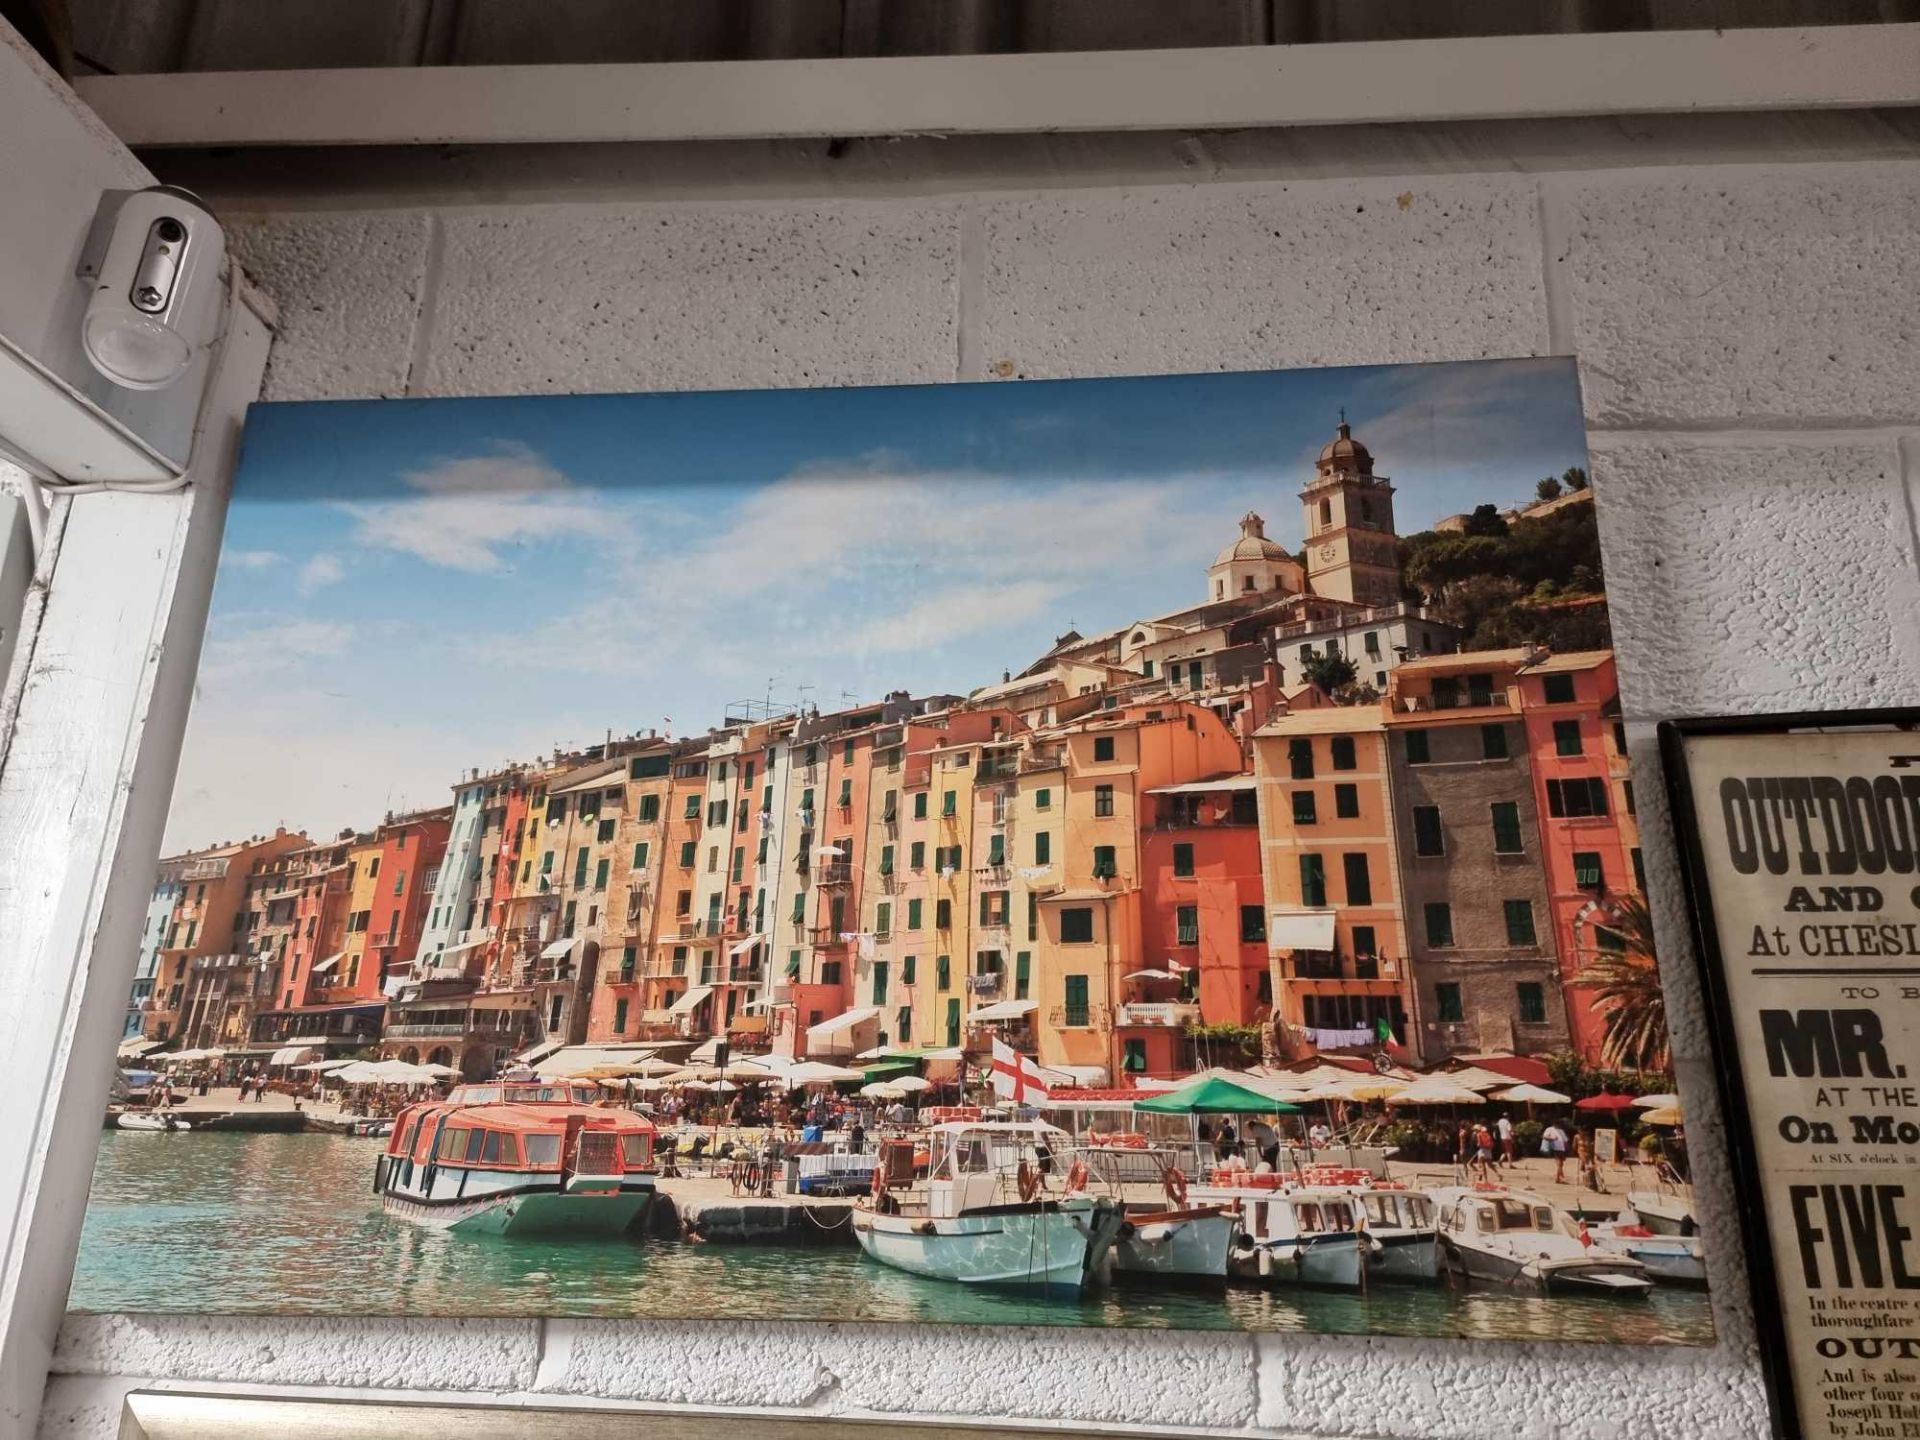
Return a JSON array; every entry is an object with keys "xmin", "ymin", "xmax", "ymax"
[{"xmin": 1659, "ymin": 707, "xmax": 1920, "ymax": 1440}]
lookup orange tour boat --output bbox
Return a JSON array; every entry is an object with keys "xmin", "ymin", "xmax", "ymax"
[{"xmin": 376, "ymin": 1081, "xmax": 658, "ymax": 1238}]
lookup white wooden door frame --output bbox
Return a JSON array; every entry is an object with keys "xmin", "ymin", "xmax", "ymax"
[{"xmin": 0, "ymin": 25, "xmax": 275, "ymax": 1440}]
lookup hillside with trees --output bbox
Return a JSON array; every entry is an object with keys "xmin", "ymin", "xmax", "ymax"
[{"xmin": 1398, "ymin": 470, "xmax": 1612, "ymax": 652}]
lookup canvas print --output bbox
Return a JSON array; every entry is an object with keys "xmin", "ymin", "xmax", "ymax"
[{"xmin": 77, "ymin": 360, "xmax": 1709, "ymax": 1343}]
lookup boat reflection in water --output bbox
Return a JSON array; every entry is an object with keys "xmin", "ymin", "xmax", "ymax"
[{"xmin": 375, "ymin": 1081, "xmax": 657, "ymax": 1238}]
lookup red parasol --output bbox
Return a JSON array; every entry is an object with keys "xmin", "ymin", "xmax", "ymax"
[{"xmin": 1574, "ymin": 1092, "xmax": 1639, "ymax": 1111}]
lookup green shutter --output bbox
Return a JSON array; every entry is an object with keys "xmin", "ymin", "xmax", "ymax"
[
  {"xmin": 1015, "ymin": 951, "xmax": 1031, "ymax": 999},
  {"xmin": 988, "ymin": 834, "xmax": 1005, "ymax": 866},
  {"xmin": 907, "ymin": 898, "xmax": 922, "ymax": 930},
  {"xmin": 1299, "ymin": 853, "xmax": 1326, "ymax": 907}
]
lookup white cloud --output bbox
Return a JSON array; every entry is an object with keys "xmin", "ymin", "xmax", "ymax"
[
  {"xmin": 225, "ymin": 549, "xmax": 282, "ymax": 571},
  {"xmin": 198, "ymin": 619, "xmax": 352, "ymax": 688},
  {"xmin": 825, "ymin": 580, "xmax": 1067, "ymax": 656},
  {"xmin": 345, "ymin": 441, "xmax": 610, "ymax": 573},
  {"xmin": 298, "ymin": 553, "xmax": 345, "ymax": 595}
]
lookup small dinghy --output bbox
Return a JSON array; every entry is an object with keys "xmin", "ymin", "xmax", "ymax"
[{"xmin": 117, "ymin": 1112, "xmax": 190, "ymax": 1132}]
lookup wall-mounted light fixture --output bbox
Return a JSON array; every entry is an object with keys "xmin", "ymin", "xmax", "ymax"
[{"xmin": 77, "ymin": 187, "xmax": 225, "ymax": 393}]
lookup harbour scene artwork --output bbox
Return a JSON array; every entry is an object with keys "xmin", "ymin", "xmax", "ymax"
[{"xmin": 79, "ymin": 360, "xmax": 1713, "ymax": 1344}]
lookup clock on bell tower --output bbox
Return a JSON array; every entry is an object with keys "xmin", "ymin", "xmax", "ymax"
[{"xmin": 1300, "ymin": 415, "xmax": 1400, "ymax": 606}]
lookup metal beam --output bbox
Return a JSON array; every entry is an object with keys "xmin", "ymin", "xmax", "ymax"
[{"xmin": 74, "ymin": 24, "xmax": 1920, "ymax": 151}]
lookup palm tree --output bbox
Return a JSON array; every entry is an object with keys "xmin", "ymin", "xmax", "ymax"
[{"xmin": 1574, "ymin": 893, "xmax": 1670, "ymax": 1072}]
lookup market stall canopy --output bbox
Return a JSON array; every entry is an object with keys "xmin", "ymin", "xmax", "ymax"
[
  {"xmin": 890, "ymin": 1075, "xmax": 933, "ymax": 1093},
  {"xmin": 1267, "ymin": 906, "xmax": 1337, "ymax": 951},
  {"xmin": 688, "ymin": 1037, "xmax": 725, "ymax": 1064},
  {"xmin": 1632, "ymin": 1093, "xmax": 1681, "ymax": 1109},
  {"xmin": 1574, "ymin": 1092, "xmax": 1641, "ymax": 1111},
  {"xmin": 1640, "ymin": 1105, "xmax": 1684, "ymax": 1125},
  {"xmin": 781, "ymin": 1061, "xmax": 866, "ymax": 1088},
  {"xmin": 539, "ymin": 1046, "xmax": 660, "ymax": 1077},
  {"xmin": 860, "ymin": 1082, "xmax": 906, "ymax": 1099},
  {"xmin": 1387, "ymin": 1080, "xmax": 1486, "ymax": 1105},
  {"xmin": 1428, "ymin": 1065, "xmax": 1523, "ymax": 1092},
  {"xmin": 117, "ymin": 1037, "xmax": 162, "ymax": 1058},
  {"xmin": 967, "ymin": 999, "xmax": 1037, "ymax": 1023},
  {"xmin": 268, "ymin": 1045, "xmax": 319, "ymax": 1067},
  {"xmin": 1305, "ymin": 1074, "xmax": 1405, "ymax": 1103},
  {"xmin": 806, "ymin": 1006, "xmax": 882, "ymax": 1044},
  {"xmin": 1133, "ymin": 1076, "xmax": 1303, "ymax": 1115},
  {"xmin": 1492, "ymin": 1083, "xmax": 1572, "ymax": 1105}
]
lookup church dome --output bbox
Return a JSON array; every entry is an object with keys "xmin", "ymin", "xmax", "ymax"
[
  {"xmin": 1212, "ymin": 511, "xmax": 1291, "ymax": 568},
  {"xmin": 1318, "ymin": 419, "xmax": 1372, "ymax": 469}
]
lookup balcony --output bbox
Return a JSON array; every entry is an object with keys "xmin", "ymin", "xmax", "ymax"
[
  {"xmin": 1048, "ymin": 1004, "xmax": 1111, "ymax": 1031},
  {"xmin": 1019, "ymin": 748, "xmax": 1066, "ymax": 774},
  {"xmin": 816, "ymin": 863, "xmax": 853, "ymax": 888},
  {"xmin": 974, "ymin": 864, "xmax": 1009, "ymax": 886},
  {"xmin": 1398, "ymin": 690, "xmax": 1513, "ymax": 714},
  {"xmin": 966, "ymin": 972, "xmax": 1001, "ymax": 995},
  {"xmin": 809, "ymin": 926, "xmax": 849, "ymax": 949},
  {"xmin": 1116, "ymin": 1001, "xmax": 1201, "ymax": 1028}
]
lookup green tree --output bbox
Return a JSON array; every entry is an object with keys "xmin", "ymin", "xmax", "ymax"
[
  {"xmin": 1462, "ymin": 503, "xmax": 1508, "ymax": 538},
  {"xmin": 1562, "ymin": 466, "xmax": 1590, "ymax": 491},
  {"xmin": 1575, "ymin": 895, "xmax": 1670, "ymax": 1072},
  {"xmin": 1535, "ymin": 476, "xmax": 1563, "ymax": 502},
  {"xmin": 1300, "ymin": 650, "xmax": 1358, "ymax": 695}
]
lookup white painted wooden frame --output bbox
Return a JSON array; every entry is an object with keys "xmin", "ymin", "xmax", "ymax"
[{"xmin": 75, "ymin": 23, "xmax": 1920, "ymax": 151}]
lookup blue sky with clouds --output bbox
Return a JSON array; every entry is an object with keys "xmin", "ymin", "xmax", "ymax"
[{"xmin": 168, "ymin": 358, "xmax": 1591, "ymax": 850}]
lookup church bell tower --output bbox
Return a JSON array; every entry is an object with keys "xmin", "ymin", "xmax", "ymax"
[{"xmin": 1300, "ymin": 416, "xmax": 1400, "ymax": 606}]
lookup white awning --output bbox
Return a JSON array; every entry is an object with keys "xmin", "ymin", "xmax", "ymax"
[
  {"xmin": 513, "ymin": 1038, "xmax": 564, "ymax": 1063},
  {"xmin": 437, "ymin": 931, "xmax": 492, "ymax": 958},
  {"xmin": 814, "ymin": 844, "xmax": 846, "ymax": 858},
  {"xmin": 667, "ymin": 985, "xmax": 713, "ymax": 1017},
  {"xmin": 269, "ymin": 1045, "xmax": 319, "ymax": 1067},
  {"xmin": 1124, "ymin": 968, "xmax": 1181, "ymax": 981},
  {"xmin": 540, "ymin": 937, "xmax": 578, "ymax": 960},
  {"xmin": 117, "ymin": 1037, "xmax": 162, "ymax": 1057},
  {"xmin": 309, "ymin": 952, "xmax": 344, "ymax": 975},
  {"xmin": 1146, "ymin": 775, "xmax": 1259, "ymax": 795},
  {"xmin": 728, "ymin": 934, "xmax": 762, "ymax": 957},
  {"xmin": 1269, "ymin": 907, "xmax": 1338, "ymax": 951},
  {"xmin": 967, "ymin": 999, "xmax": 1037, "ymax": 1023},
  {"xmin": 806, "ymin": 1005, "xmax": 881, "ymax": 1040},
  {"xmin": 688, "ymin": 1036, "xmax": 724, "ymax": 1064}
]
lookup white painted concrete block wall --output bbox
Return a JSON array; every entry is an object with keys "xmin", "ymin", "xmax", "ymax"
[{"xmin": 39, "ymin": 144, "xmax": 1920, "ymax": 1438}]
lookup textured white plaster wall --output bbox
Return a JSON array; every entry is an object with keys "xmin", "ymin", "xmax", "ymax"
[{"xmin": 40, "ymin": 139, "xmax": 1920, "ymax": 1438}]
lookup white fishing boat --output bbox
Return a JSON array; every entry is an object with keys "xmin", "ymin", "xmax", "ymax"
[
  {"xmin": 852, "ymin": 1121, "xmax": 1125, "ymax": 1292},
  {"xmin": 116, "ymin": 1112, "xmax": 190, "ymax": 1132},
  {"xmin": 1351, "ymin": 1186, "xmax": 1440, "ymax": 1283},
  {"xmin": 1188, "ymin": 1178, "xmax": 1368, "ymax": 1288},
  {"xmin": 1588, "ymin": 1220, "xmax": 1707, "ymax": 1285},
  {"xmin": 1111, "ymin": 1204, "xmax": 1238, "ymax": 1282},
  {"xmin": 376, "ymin": 1081, "xmax": 658, "ymax": 1238},
  {"xmin": 1431, "ymin": 1185, "xmax": 1652, "ymax": 1296}
]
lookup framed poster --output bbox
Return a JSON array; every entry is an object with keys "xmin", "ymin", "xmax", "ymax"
[
  {"xmin": 1663, "ymin": 710, "xmax": 1920, "ymax": 1440},
  {"xmin": 78, "ymin": 356, "xmax": 1710, "ymax": 1346}
]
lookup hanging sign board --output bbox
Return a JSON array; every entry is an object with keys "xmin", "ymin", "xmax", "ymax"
[{"xmin": 1663, "ymin": 711, "xmax": 1920, "ymax": 1440}]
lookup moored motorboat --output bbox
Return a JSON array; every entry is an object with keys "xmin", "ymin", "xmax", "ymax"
[
  {"xmin": 116, "ymin": 1112, "xmax": 190, "ymax": 1132},
  {"xmin": 852, "ymin": 1121, "xmax": 1125, "ymax": 1293},
  {"xmin": 1111, "ymin": 1206, "xmax": 1238, "ymax": 1282},
  {"xmin": 1431, "ymin": 1185, "xmax": 1652, "ymax": 1296},
  {"xmin": 376, "ymin": 1080, "xmax": 657, "ymax": 1238},
  {"xmin": 1588, "ymin": 1221, "xmax": 1707, "ymax": 1286},
  {"xmin": 1188, "ymin": 1176, "xmax": 1369, "ymax": 1288}
]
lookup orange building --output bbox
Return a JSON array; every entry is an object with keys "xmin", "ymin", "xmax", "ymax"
[
  {"xmin": 1514, "ymin": 650, "xmax": 1642, "ymax": 1062},
  {"xmin": 1252, "ymin": 708, "xmax": 1413, "ymax": 1059},
  {"xmin": 362, "ymin": 808, "xmax": 451, "ymax": 999}
]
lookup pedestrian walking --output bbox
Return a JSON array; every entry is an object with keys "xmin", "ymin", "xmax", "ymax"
[
  {"xmin": 1543, "ymin": 1121, "xmax": 1570, "ymax": 1184},
  {"xmin": 1497, "ymin": 1113, "xmax": 1516, "ymax": 1168}
]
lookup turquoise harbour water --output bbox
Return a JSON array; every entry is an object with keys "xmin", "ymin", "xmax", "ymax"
[{"xmin": 72, "ymin": 1132, "xmax": 1714, "ymax": 1344}]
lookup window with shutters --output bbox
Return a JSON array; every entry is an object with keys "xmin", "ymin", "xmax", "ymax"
[
  {"xmin": 872, "ymin": 961, "xmax": 889, "ymax": 1005},
  {"xmin": 1092, "ymin": 845, "xmax": 1116, "ymax": 879},
  {"xmin": 1543, "ymin": 674, "xmax": 1576, "ymax": 704},
  {"xmin": 1034, "ymin": 831, "xmax": 1052, "ymax": 866},
  {"xmin": 838, "ymin": 778, "xmax": 852, "ymax": 807},
  {"xmin": 1481, "ymin": 724, "xmax": 1508, "ymax": 760},
  {"xmin": 633, "ymin": 841, "xmax": 650, "ymax": 869},
  {"xmin": 1335, "ymin": 783, "xmax": 1360, "ymax": 819},
  {"xmin": 1292, "ymin": 790, "xmax": 1316, "ymax": 825},
  {"xmin": 574, "ymin": 847, "xmax": 590, "ymax": 887},
  {"xmin": 1014, "ymin": 951, "xmax": 1031, "ymax": 999},
  {"xmin": 906, "ymin": 898, "xmax": 923, "ymax": 930},
  {"xmin": 1063, "ymin": 975, "xmax": 1091, "ymax": 1027},
  {"xmin": 1240, "ymin": 905, "xmax": 1266, "ymax": 943},
  {"xmin": 945, "ymin": 998, "xmax": 960, "ymax": 1046},
  {"xmin": 942, "ymin": 790, "xmax": 956, "ymax": 817},
  {"xmin": 1176, "ymin": 905, "xmax": 1199, "ymax": 945},
  {"xmin": 1094, "ymin": 785, "xmax": 1114, "ymax": 817},
  {"xmin": 1554, "ymin": 719, "xmax": 1583, "ymax": 756},
  {"xmin": 684, "ymin": 794, "xmax": 700, "ymax": 819},
  {"xmin": 937, "ymin": 954, "xmax": 951, "ymax": 990},
  {"xmin": 1516, "ymin": 982, "xmax": 1547, "ymax": 1024},
  {"xmin": 875, "ymin": 902, "xmax": 891, "ymax": 937},
  {"xmin": 1093, "ymin": 735, "xmax": 1115, "ymax": 762},
  {"xmin": 936, "ymin": 898, "xmax": 952, "ymax": 930},
  {"xmin": 1289, "ymin": 739, "xmax": 1314, "ymax": 779},
  {"xmin": 879, "ymin": 844, "xmax": 894, "ymax": 876},
  {"xmin": 790, "ymin": 893, "xmax": 806, "ymax": 923},
  {"xmin": 594, "ymin": 858, "xmax": 610, "ymax": 890},
  {"xmin": 1034, "ymin": 787, "xmax": 1051, "ymax": 810},
  {"xmin": 1574, "ymin": 851, "xmax": 1604, "ymax": 889},
  {"xmin": 913, "ymin": 792, "xmax": 928, "ymax": 819},
  {"xmin": 987, "ymin": 834, "xmax": 1005, "ymax": 867},
  {"xmin": 1061, "ymin": 907, "xmax": 1095, "ymax": 944},
  {"xmin": 1425, "ymin": 903, "xmax": 1455, "ymax": 948},
  {"xmin": 1413, "ymin": 806, "xmax": 1443, "ymax": 857},
  {"xmin": 1343, "ymin": 852, "xmax": 1371, "ymax": 905},
  {"xmin": 901, "ymin": 953, "xmax": 916, "ymax": 984},
  {"xmin": 1490, "ymin": 802, "xmax": 1524, "ymax": 854},
  {"xmin": 1435, "ymin": 982, "xmax": 1464, "ymax": 1022},
  {"xmin": 897, "ymin": 1005, "xmax": 911, "ymax": 1042},
  {"xmin": 910, "ymin": 840, "xmax": 925, "ymax": 870},
  {"xmin": 1299, "ymin": 854, "xmax": 1327, "ymax": 907},
  {"xmin": 1546, "ymin": 777, "xmax": 1610, "ymax": 818},
  {"xmin": 1172, "ymin": 842, "xmax": 1193, "ymax": 876},
  {"xmin": 1504, "ymin": 898, "xmax": 1536, "ymax": 945},
  {"xmin": 1404, "ymin": 729, "xmax": 1431, "ymax": 765},
  {"xmin": 1330, "ymin": 735, "xmax": 1356, "ymax": 771}
]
